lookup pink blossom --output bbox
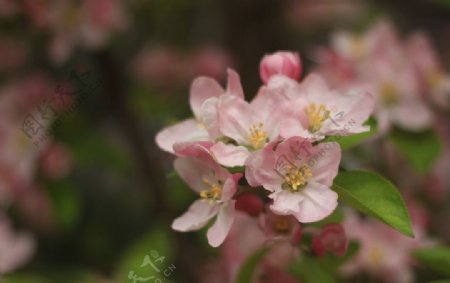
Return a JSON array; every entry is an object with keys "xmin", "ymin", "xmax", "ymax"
[
  {"xmin": 271, "ymin": 74, "xmax": 374, "ymax": 140},
  {"xmin": 259, "ymin": 209, "xmax": 302, "ymax": 244},
  {"xmin": 188, "ymin": 46, "xmax": 233, "ymax": 81},
  {"xmin": 0, "ymin": 0, "xmax": 18, "ymax": 18},
  {"xmin": 341, "ymin": 209, "xmax": 429, "ymax": 283},
  {"xmin": 315, "ymin": 20, "xmax": 434, "ymax": 133},
  {"xmin": 205, "ymin": 86, "xmax": 285, "ymax": 167},
  {"xmin": 132, "ymin": 47, "xmax": 183, "ymax": 88},
  {"xmin": 0, "ymin": 215, "xmax": 35, "ymax": 274},
  {"xmin": 40, "ymin": 142, "xmax": 73, "ymax": 179},
  {"xmin": 171, "ymin": 143, "xmax": 242, "ymax": 247},
  {"xmin": 246, "ymin": 137, "xmax": 341, "ymax": 223},
  {"xmin": 260, "ymin": 51, "xmax": 302, "ymax": 84},
  {"xmin": 222, "ymin": 212, "xmax": 298, "ymax": 282},
  {"xmin": 407, "ymin": 33, "xmax": 450, "ymax": 108},
  {"xmin": 155, "ymin": 69, "xmax": 244, "ymax": 153}
]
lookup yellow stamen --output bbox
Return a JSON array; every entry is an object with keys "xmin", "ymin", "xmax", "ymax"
[
  {"xmin": 380, "ymin": 82, "xmax": 399, "ymax": 105},
  {"xmin": 200, "ymin": 178, "xmax": 222, "ymax": 204},
  {"xmin": 304, "ymin": 103, "xmax": 330, "ymax": 133},
  {"xmin": 248, "ymin": 122, "xmax": 268, "ymax": 149},
  {"xmin": 427, "ymin": 70, "xmax": 444, "ymax": 89},
  {"xmin": 283, "ymin": 165, "xmax": 312, "ymax": 192},
  {"xmin": 369, "ymin": 247, "xmax": 384, "ymax": 266},
  {"xmin": 274, "ymin": 216, "xmax": 291, "ymax": 233},
  {"xmin": 350, "ymin": 38, "xmax": 365, "ymax": 59}
]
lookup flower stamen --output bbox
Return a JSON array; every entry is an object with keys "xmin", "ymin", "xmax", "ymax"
[
  {"xmin": 283, "ymin": 165, "xmax": 313, "ymax": 192},
  {"xmin": 305, "ymin": 103, "xmax": 330, "ymax": 133},
  {"xmin": 200, "ymin": 178, "xmax": 222, "ymax": 203},
  {"xmin": 248, "ymin": 122, "xmax": 268, "ymax": 149}
]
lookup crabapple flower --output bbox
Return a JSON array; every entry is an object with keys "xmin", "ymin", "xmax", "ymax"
[
  {"xmin": 171, "ymin": 143, "xmax": 242, "ymax": 247},
  {"xmin": 205, "ymin": 88, "xmax": 284, "ymax": 167},
  {"xmin": 260, "ymin": 51, "xmax": 302, "ymax": 84},
  {"xmin": 246, "ymin": 137, "xmax": 341, "ymax": 223},
  {"xmin": 155, "ymin": 69, "xmax": 244, "ymax": 153},
  {"xmin": 272, "ymin": 74, "xmax": 374, "ymax": 140}
]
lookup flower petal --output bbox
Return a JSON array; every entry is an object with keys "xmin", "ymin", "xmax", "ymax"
[
  {"xmin": 207, "ymin": 201, "xmax": 236, "ymax": 247},
  {"xmin": 269, "ymin": 190, "xmax": 305, "ymax": 215},
  {"xmin": 155, "ymin": 119, "xmax": 209, "ymax": 153},
  {"xmin": 226, "ymin": 69, "xmax": 244, "ymax": 99},
  {"xmin": 308, "ymin": 142, "xmax": 341, "ymax": 187},
  {"xmin": 210, "ymin": 142, "xmax": 250, "ymax": 167},
  {"xmin": 172, "ymin": 200, "xmax": 219, "ymax": 232},
  {"xmin": 294, "ymin": 182, "xmax": 338, "ymax": 223},
  {"xmin": 190, "ymin": 77, "xmax": 224, "ymax": 118}
]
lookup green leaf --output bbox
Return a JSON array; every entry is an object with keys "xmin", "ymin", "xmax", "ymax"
[
  {"xmin": 290, "ymin": 257, "xmax": 338, "ymax": 283},
  {"xmin": 236, "ymin": 247, "xmax": 271, "ymax": 283},
  {"xmin": 324, "ymin": 116, "xmax": 377, "ymax": 150},
  {"xmin": 47, "ymin": 181, "xmax": 81, "ymax": 230},
  {"xmin": 332, "ymin": 170, "xmax": 414, "ymax": 237},
  {"xmin": 429, "ymin": 280, "xmax": 450, "ymax": 283},
  {"xmin": 389, "ymin": 128, "xmax": 442, "ymax": 174},
  {"xmin": 115, "ymin": 227, "xmax": 176, "ymax": 283},
  {"xmin": 414, "ymin": 246, "xmax": 450, "ymax": 276}
]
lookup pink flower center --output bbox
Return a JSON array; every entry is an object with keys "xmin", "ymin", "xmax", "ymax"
[
  {"xmin": 282, "ymin": 165, "xmax": 312, "ymax": 192},
  {"xmin": 304, "ymin": 103, "xmax": 330, "ymax": 133}
]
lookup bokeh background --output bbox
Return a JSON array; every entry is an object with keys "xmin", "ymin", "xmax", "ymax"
[{"xmin": 0, "ymin": 0, "xmax": 450, "ymax": 282}]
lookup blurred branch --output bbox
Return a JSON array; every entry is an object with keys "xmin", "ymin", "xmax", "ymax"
[{"xmin": 95, "ymin": 51, "xmax": 198, "ymax": 282}]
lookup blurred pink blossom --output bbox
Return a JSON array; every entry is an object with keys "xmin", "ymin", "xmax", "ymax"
[
  {"xmin": 40, "ymin": 142, "xmax": 73, "ymax": 179},
  {"xmin": 0, "ymin": 37, "xmax": 26, "ymax": 73},
  {"xmin": 341, "ymin": 209, "xmax": 430, "ymax": 283},
  {"xmin": 132, "ymin": 47, "xmax": 184, "ymax": 89},
  {"xmin": 188, "ymin": 46, "xmax": 233, "ymax": 81},
  {"xmin": 0, "ymin": 215, "xmax": 35, "ymax": 274}
]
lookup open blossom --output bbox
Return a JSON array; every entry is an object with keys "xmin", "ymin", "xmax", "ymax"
[
  {"xmin": 260, "ymin": 51, "xmax": 302, "ymax": 84},
  {"xmin": 171, "ymin": 143, "xmax": 242, "ymax": 247},
  {"xmin": 270, "ymin": 74, "xmax": 374, "ymax": 140},
  {"xmin": 246, "ymin": 137, "xmax": 341, "ymax": 223},
  {"xmin": 155, "ymin": 69, "xmax": 244, "ymax": 153},
  {"xmin": 205, "ymin": 87, "xmax": 285, "ymax": 167}
]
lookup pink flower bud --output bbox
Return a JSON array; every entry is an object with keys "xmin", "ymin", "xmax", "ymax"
[
  {"xmin": 312, "ymin": 223, "xmax": 348, "ymax": 257},
  {"xmin": 259, "ymin": 51, "xmax": 302, "ymax": 84},
  {"xmin": 235, "ymin": 193, "xmax": 263, "ymax": 217}
]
